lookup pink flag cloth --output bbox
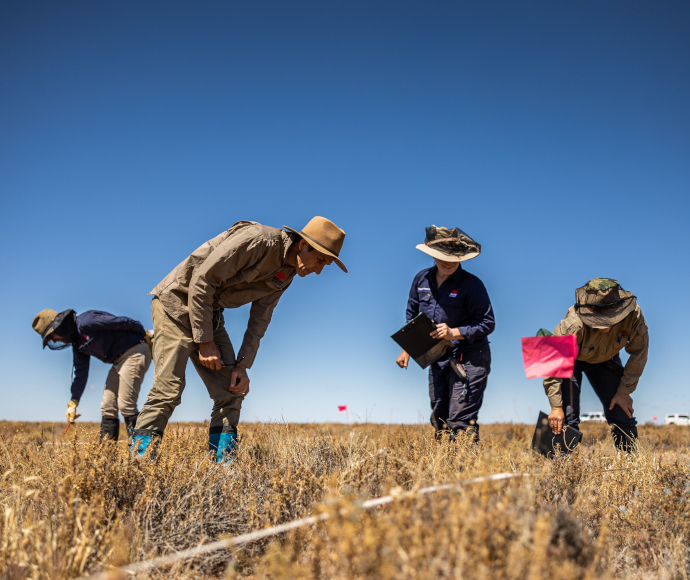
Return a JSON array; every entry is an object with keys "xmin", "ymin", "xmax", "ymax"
[
  {"xmin": 521, "ymin": 335, "xmax": 578, "ymax": 379},
  {"xmin": 338, "ymin": 405, "xmax": 347, "ymax": 413}
]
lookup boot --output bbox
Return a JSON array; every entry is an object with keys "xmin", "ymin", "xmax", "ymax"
[
  {"xmin": 123, "ymin": 414, "xmax": 139, "ymax": 438},
  {"xmin": 100, "ymin": 417, "xmax": 120, "ymax": 441},
  {"xmin": 209, "ymin": 426, "xmax": 237, "ymax": 464},
  {"xmin": 611, "ymin": 425, "xmax": 638, "ymax": 453},
  {"xmin": 130, "ymin": 429, "xmax": 163, "ymax": 458},
  {"xmin": 453, "ymin": 425, "xmax": 480, "ymax": 445}
]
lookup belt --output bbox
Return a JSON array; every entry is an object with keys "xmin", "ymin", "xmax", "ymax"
[{"xmin": 113, "ymin": 340, "xmax": 147, "ymax": 364}]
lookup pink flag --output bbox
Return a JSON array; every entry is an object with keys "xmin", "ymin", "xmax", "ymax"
[
  {"xmin": 338, "ymin": 405, "xmax": 347, "ymax": 414},
  {"xmin": 521, "ymin": 335, "xmax": 578, "ymax": 379}
]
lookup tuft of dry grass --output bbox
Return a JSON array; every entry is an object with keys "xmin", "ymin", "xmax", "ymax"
[{"xmin": 0, "ymin": 421, "xmax": 689, "ymax": 579}]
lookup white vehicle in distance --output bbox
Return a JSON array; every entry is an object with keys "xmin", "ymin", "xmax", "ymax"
[
  {"xmin": 665, "ymin": 414, "xmax": 690, "ymax": 426},
  {"xmin": 580, "ymin": 411, "xmax": 607, "ymax": 423}
]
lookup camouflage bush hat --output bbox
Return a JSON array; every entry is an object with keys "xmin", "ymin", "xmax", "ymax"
[
  {"xmin": 415, "ymin": 226, "xmax": 481, "ymax": 263},
  {"xmin": 574, "ymin": 278, "xmax": 637, "ymax": 329}
]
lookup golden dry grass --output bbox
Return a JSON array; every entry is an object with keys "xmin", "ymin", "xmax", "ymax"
[{"xmin": 1, "ymin": 420, "xmax": 689, "ymax": 579}]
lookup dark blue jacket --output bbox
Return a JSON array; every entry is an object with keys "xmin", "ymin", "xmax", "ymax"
[
  {"xmin": 70, "ymin": 311, "xmax": 146, "ymax": 402},
  {"xmin": 406, "ymin": 265, "xmax": 495, "ymax": 357}
]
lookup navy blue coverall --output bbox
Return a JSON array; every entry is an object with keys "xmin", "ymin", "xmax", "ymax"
[{"xmin": 406, "ymin": 265, "xmax": 495, "ymax": 439}]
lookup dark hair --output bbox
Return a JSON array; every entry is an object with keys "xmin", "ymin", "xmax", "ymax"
[{"xmin": 288, "ymin": 233, "xmax": 316, "ymax": 252}]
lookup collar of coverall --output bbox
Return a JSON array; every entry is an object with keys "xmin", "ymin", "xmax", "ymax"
[{"xmin": 432, "ymin": 262, "xmax": 464, "ymax": 284}]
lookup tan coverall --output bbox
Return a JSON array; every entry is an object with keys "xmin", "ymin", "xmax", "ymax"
[{"xmin": 136, "ymin": 221, "xmax": 296, "ymax": 434}]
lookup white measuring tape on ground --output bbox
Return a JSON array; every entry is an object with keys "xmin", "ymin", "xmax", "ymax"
[{"xmin": 81, "ymin": 472, "xmax": 529, "ymax": 580}]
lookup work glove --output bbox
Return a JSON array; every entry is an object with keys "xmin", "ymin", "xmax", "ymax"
[
  {"xmin": 144, "ymin": 330, "xmax": 154, "ymax": 355},
  {"xmin": 66, "ymin": 400, "xmax": 81, "ymax": 424}
]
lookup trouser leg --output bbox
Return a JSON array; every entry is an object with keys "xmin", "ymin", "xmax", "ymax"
[
  {"xmin": 114, "ymin": 342, "xmax": 151, "ymax": 417},
  {"xmin": 429, "ymin": 363, "xmax": 452, "ymax": 441},
  {"xmin": 99, "ymin": 366, "xmax": 120, "ymax": 440},
  {"xmin": 561, "ymin": 364, "xmax": 584, "ymax": 430},
  {"xmin": 135, "ymin": 298, "xmax": 195, "ymax": 438},
  {"xmin": 101, "ymin": 366, "xmax": 120, "ymax": 420},
  {"xmin": 447, "ymin": 347, "xmax": 491, "ymax": 442},
  {"xmin": 585, "ymin": 356, "xmax": 637, "ymax": 451},
  {"xmin": 189, "ymin": 325, "xmax": 244, "ymax": 431}
]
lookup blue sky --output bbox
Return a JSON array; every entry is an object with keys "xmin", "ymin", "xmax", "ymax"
[{"xmin": 1, "ymin": 1, "xmax": 688, "ymax": 426}]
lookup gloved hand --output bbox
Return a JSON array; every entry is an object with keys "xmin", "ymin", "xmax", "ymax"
[
  {"xmin": 66, "ymin": 400, "xmax": 81, "ymax": 424},
  {"xmin": 144, "ymin": 330, "xmax": 154, "ymax": 355}
]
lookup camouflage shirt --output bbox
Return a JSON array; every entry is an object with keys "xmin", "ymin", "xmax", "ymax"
[{"xmin": 543, "ymin": 304, "xmax": 649, "ymax": 407}]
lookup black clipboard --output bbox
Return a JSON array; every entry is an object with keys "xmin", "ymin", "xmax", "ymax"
[
  {"xmin": 531, "ymin": 411, "xmax": 582, "ymax": 458},
  {"xmin": 391, "ymin": 313, "xmax": 453, "ymax": 369}
]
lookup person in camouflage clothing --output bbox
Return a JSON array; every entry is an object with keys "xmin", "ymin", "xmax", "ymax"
[{"xmin": 544, "ymin": 278, "xmax": 648, "ymax": 451}]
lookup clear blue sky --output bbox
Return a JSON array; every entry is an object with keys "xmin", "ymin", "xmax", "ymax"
[{"xmin": 1, "ymin": 1, "xmax": 688, "ymax": 426}]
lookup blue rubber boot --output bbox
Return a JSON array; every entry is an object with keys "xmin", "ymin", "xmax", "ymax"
[
  {"xmin": 209, "ymin": 427, "xmax": 237, "ymax": 464},
  {"xmin": 130, "ymin": 429, "xmax": 162, "ymax": 458}
]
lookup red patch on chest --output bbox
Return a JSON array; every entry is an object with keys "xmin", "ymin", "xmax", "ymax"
[{"xmin": 276, "ymin": 271, "xmax": 286, "ymax": 281}]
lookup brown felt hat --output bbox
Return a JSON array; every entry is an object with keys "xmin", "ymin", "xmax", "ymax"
[
  {"xmin": 416, "ymin": 226, "xmax": 481, "ymax": 263},
  {"xmin": 284, "ymin": 216, "xmax": 348, "ymax": 273},
  {"xmin": 574, "ymin": 278, "xmax": 637, "ymax": 329},
  {"xmin": 32, "ymin": 308, "xmax": 59, "ymax": 348}
]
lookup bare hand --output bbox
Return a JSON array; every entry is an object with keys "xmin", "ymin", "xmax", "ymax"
[
  {"xmin": 199, "ymin": 341, "xmax": 223, "ymax": 371},
  {"xmin": 229, "ymin": 363, "xmax": 250, "ymax": 395},
  {"xmin": 610, "ymin": 392, "xmax": 634, "ymax": 418},
  {"xmin": 430, "ymin": 323, "xmax": 462, "ymax": 341},
  {"xmin": 396, "ymin": 350, "xmax": 410, "ymax": 369},
  {"xmin": 548, "ymin": 406, "xmax": 565, "ymax": 435}
]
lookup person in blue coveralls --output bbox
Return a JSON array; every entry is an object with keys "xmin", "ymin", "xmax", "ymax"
[{"xmin": 396, "ymin": 226, "xmax": 495, "ymax": 442}]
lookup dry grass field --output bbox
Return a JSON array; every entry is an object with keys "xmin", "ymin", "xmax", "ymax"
[{"xmin": 1, "ymin": 420, "xmax": 689, "ymax": 579}]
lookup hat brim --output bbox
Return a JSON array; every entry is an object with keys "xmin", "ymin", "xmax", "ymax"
[
  {"xmin": 41, "ymin": 310, "xmax": 72, "ymax": 348},
  {"xmin": 574, "ymin": 288, "xmax": 637, "ymax": 328},
  {"xmin": 284, "ymin": 226, "xmax": 348, "ymax": 273},
  {"xmin": 415, "ymin": 244, "xmax": 480, "ymax": 263}
]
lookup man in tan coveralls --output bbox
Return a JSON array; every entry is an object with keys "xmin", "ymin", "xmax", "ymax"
[
  {"xmin": 132, "ymin": 217, "xmax": 347, "ymax": 461},
  {"xmin": 545, "ymin": 278, "xmax": 648, "ymax": 451}
]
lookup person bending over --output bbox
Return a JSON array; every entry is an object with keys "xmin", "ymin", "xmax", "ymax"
[
  {"xmin": 133, "ymin": 217, "xmax": 347, "ymax": 462},
  {"xmin": 32, "ymin": 308, "xmax": 152, "ymax": 440},
  {"xmin": 544, "ymin": 278, "xmax": 648, "ymax": 452}
]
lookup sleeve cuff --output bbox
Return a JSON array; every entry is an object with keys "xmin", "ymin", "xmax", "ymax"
[
  {"xmin": 617, "ymin": 383, "xmax": 635, "ymax": 396},
  {"xmin": 236, "ymin": 348, "xmax": 255, "ymax": 369},
  {"xmin": 547, "ymin": 395, "xmax": 563, "ymax": 408},
  {"xmin": 457, "ymin": 326, "xmax": 473, "ymax": 343},
  {"xmin": 193, "ymin": 326, "xmax": 215, "ymax": 344}
]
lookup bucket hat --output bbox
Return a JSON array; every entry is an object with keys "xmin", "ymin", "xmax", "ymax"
[
  {"xmin": 32, "ymin": 308, "xmax": 74, "ymax": 348},
  {"xmin": 416, "ymin": 226, "xmax": 481, "ymax": 263},
  {"xmin": 574, "ymin": 278, "xmax": 636, "ymax": 329},
  {"xmin": 284, "ymin": 216, "xmax": 348, "ymax": 273}
]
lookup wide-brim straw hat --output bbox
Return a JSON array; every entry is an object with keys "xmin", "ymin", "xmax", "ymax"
[
  {"xmin": 416, "ymin": 225, "xmax": 481, "ymax": 263},
  {"xmin": 574, "ymin": 278, "xmax": 637, "ymax": 328},
  {"xmin": 32, "ymin": 308, "xmax": 72, "ymax": 348},
  {"xmin": 284, "ymin": 216, "xmax": 348, "ymax": 273}
]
